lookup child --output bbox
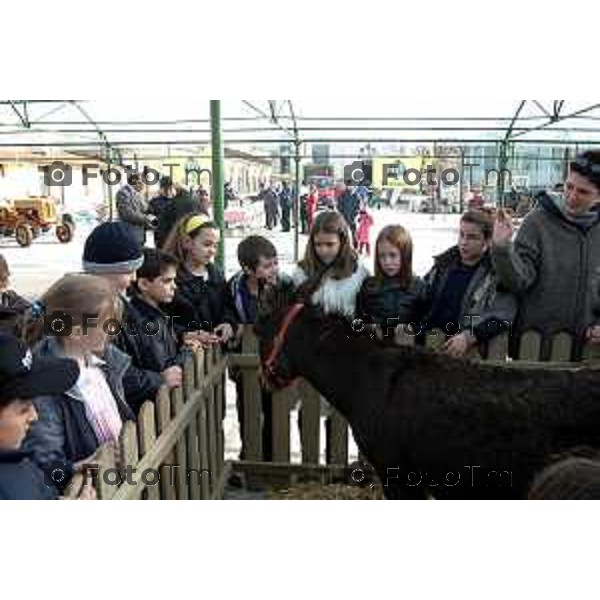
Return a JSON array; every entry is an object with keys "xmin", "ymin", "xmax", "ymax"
[
  {"xmin": 227, "ymin": 235, "xmax": 288, "ymax": 461},
  {"xmin": 357, "ymin": 225, "xmax": 429, "ymax": 338},
  {"xmin": 356, "ymin": 204, "xmax": 374, "ymax": 256},
  {"xmin": 22, "ymin": 274, "xmax": 135, "ymax": 495},
  {"xmin": 306, "ymin": 184, "xmax": 318, "ymax": 231},
  {"xmin": 292, "ymin": 211, "xmax": 370, "ymax": 318},
  {"xmin": 228, "ymin": 235, "xmax": 280, "ymax": 324},
  {"xmin": 123, "ymin": 248, "xmax": 186, "ymax": 386},
  {"xmin": 82, "ymin": 221, "xmax": 181, "ymax": 411},
  {"xmin": 162, "ymin": 213, "xmax": 237, "ymax": 347},
  {"xmin": 0, "ymin": 333, "xmax": 94, "ymax": 499},
  {"xmin": 292, "ymin": 211, "xmax": 369, "ymax": 463},
  {"xmin": 0, "ymin": 253, "xmax": 32, "ymax": 338}
]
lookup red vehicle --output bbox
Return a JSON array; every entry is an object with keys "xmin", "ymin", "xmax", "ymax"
[
  {"xmin": 303, "ymin": 165, "xmax": 336, "ymax": 209},
  {"xmin": 313, "ymin": 176, "xmax": 336, "ymax": 209}
]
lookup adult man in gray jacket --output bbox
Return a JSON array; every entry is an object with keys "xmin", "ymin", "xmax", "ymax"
[
  {"xmin": 115, "ymin": 173, "xmax": 156, "ymax": 246},
  {"xmin": 492, "ymin": 151, "xmax": 600, "ymax": 358}
]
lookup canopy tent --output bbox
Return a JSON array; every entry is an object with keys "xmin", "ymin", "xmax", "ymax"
[
  {"xmin": 2, "ymin": 99, "xmax": 599, "ymax": 264},
  {"xmin": 1, "ymin": 100, "xmax": 600, "ymax": 153}
]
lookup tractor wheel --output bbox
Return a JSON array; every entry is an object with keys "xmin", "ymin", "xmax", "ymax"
[
  {"xmin": 62, "ymin": 213, "xmax": 75, "ymax": 227},
  {"xmin": 56, "ymin": 223, "xmax": 74, "ymax": 243},
  {"xmin": 15, "ymin": 224, "xmax": 33, "ymax": 247}
]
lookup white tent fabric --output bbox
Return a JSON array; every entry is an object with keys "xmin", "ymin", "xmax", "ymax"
[{"xmin": 0, "ymin": 100, "xmax": 599, "ymax": 152}]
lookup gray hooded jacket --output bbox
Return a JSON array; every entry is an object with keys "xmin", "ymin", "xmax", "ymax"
[{"xmin": 491, "ymin": 192, "xmax": 600, "ymax": 339}]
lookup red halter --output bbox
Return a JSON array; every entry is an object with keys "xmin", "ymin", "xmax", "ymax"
[{"xmin": 263, "ymin": 303, "xmax": 305, "ymax": 387}]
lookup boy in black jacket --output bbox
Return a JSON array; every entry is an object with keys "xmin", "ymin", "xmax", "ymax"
[{"xmin": 125, "ymin": 249, "xmax": 188, "ymax": 380}]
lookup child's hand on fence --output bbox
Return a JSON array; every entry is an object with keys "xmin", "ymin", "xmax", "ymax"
[
  {"xmin": 214, "ymin": 323, "xmax": 234, "ymax": 343},
  {"xmin": 186, "ymin": 330, "xmax": 220, "ymax": 348},
  {"xmin": 182, "ymin": 333, "xmax": 202, "ymax": 352},
  {"xmin": 76, "ymin": 481, "xmax": 97, "ymax": 500},
  {"xmin": 586, "ymin": 325, "xmax": 600, "ymax": 345},
  {"xmin": 162, "ymin": 365, "xmax": 183, "ymax": 388},
  {"xmin": 442, "ymin": 332, "xmax": 475, "ymax": 357}
]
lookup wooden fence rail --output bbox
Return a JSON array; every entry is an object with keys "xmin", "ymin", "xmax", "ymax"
[
  {"xmin": 67, "ymin": 346, "xmax": 228, "ymax": 500},
  {"xmin": 67, "ymin": 325, "xmax": 600, "ymax": 499}
]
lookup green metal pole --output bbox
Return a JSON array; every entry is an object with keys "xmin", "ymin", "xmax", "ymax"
[
  {"xmin": 107, "ymin": 144, "xmax": 113, "ymax": 221},
  {"xmin": 293, "ymin": 139, "xmax": 301, "ymax": 262},
  {"xmin": 497, "ymin": 140, "xmax": 509, "ymax": 208},
  {"xmin": 210, "ymin": 100, "xmax": 225, "ymax": 271}
]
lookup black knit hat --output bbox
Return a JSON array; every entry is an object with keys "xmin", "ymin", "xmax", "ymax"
[{"xmin": 82, "ymin": 222, "xmax": 144, "ymax": 274}]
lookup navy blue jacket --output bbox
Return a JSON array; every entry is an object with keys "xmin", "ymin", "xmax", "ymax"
[{"xmin": 0, "ymin": 449, "xmax": 57, "ymax": 500}]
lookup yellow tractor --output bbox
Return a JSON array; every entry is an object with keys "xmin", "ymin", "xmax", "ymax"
[{"xmin": 0, "ymin": 196, "xmax": 75, "ymax": 247}]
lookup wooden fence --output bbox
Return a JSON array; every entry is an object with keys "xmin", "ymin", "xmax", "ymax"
[
  {"xmin": 68, "ymin": 346, "xmax": 228, "ymax": 500},
  {"xmin": 67, "ymin": 325, "xmax": 600, "ymax": 499}
]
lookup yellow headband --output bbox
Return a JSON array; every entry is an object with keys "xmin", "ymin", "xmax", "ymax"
[{"xmin": 184, "ymin": 214, "xmax": 211, "ymax": 235}]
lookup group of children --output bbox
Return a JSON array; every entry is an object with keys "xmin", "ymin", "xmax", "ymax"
[{"xmin": 0, "ymin": 202, "xmax": 507, "ymax": 498}]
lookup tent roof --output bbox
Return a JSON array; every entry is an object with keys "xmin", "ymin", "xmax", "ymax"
[{"xmin": 1, "ymin": 100, "xmax": 600, "ymax": 158}]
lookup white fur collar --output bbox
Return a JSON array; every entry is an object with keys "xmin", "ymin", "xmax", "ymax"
[{"xmin": 291, "ymin": 263, "xmax": 370, "ymax": 318}]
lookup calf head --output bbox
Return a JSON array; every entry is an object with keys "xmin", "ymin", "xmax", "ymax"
[{"xmin": 255, "ymin": 278, "xmax": 304, "ymax": 389}]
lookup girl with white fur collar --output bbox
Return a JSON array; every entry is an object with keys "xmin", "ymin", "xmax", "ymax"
[{"xmin": 292, "ymin": 211, "xmax": 369, "ymax": 319}]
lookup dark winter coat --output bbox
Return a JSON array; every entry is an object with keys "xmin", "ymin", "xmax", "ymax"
[
  {"xmin": 123, "ymin": 294, "xmax": 188, "ymax": 372},
  {"xmin": 115, "ymin": 297, "xmax": 163, "ymax": 412},
  {"xmin": 357, "ymin": 276, "xmax": 430, "ymax": 327},
  {"xmin": 0, "ymin": 290, "xmax": 32, "ymax": 337},
  {"xmin": 337, "ymin": 191, "xmax": 360, "ymax": 233},
  {"xmin": 424, "ymin": 246, "xmax": 517, "ymax": 342},
  {"xmin": 22, "ymin": 337, "xmax": 134, "ymax": 494},
  {"xmin": 163, "ymin": 263, "xmax": 237, "ymax": 335},
  {"xmin": 152, "ymin": 194, "xmax": 203, "ymax": 249},
  {"xmin": 0, "ymin": 449, "xmax": 57, "ymax": 500}
]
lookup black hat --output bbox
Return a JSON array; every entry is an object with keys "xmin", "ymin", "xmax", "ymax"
[
  {"xmin": 82, "ymin": 222, "xmax": 144, "ymax": 274},
  {"xmin": 0, "ymin": 334, "xmax": 80, "ymax": 404}
]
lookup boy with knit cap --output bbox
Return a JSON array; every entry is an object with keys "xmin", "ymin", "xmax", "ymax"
[{"xmin": 82, "ymin": 222, "xmax": 182, "ymax": 412}]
